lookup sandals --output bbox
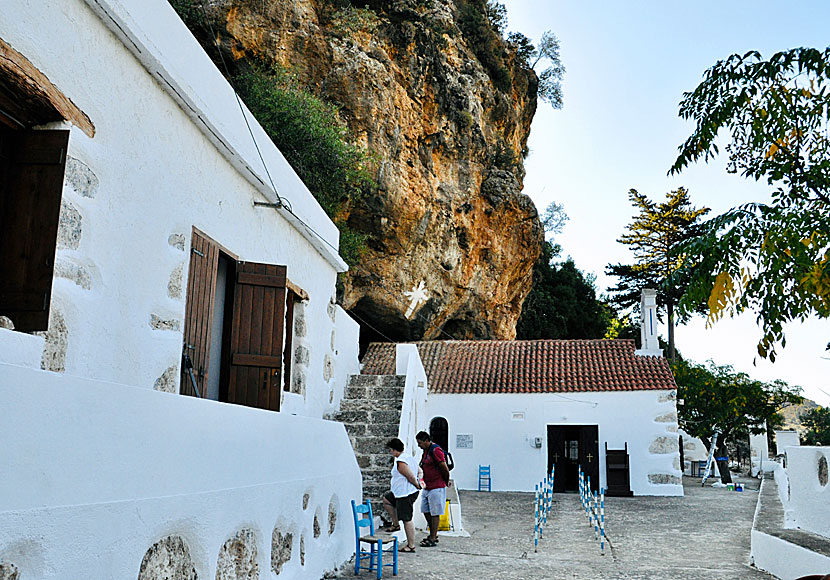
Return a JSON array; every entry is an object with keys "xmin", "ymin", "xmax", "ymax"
[
  {"xmin": 400, "ymin": 545, "xmax": 416, "ymax": 553},
  {"xmin": 382, "ymin": 524, "xmax": 400, "ymax": 532},
  {"xmin": 419, "ymin": 537, "xmax": 438, "ymax": 547}
]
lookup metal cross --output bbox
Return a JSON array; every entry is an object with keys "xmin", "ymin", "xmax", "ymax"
[
  {"xmin": 586, "ymin": 453, "xmax": 594, "ymax": 462},
  {"xmin": 403, "ymin": 280, "xmax": 429, "ymax": 319},
  {"xmin": 552, "ymin": 453, "xmax": 559, "ymax": 462}
]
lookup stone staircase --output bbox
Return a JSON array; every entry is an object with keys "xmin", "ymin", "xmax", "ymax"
[{"xmin": 332, "ymin": 374, "xmax": 406, "ymax": 508}]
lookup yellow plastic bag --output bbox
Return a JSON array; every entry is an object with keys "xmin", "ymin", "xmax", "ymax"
[{"xmin": 438, "ymin": 500, "xmax": 451, "ymax": 531}]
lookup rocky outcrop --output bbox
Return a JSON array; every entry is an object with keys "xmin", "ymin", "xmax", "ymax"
[{"xmin": 186, "ymin": 0, "xmax": 543, "ymax": 341}]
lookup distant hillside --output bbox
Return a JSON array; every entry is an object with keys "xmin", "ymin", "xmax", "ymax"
[{"xmin": 778, "ymin": 398, "xmax": 820, "ymax": 435}]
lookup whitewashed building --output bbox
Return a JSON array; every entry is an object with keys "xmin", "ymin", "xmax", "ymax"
[
  {"xmin": 361, "ymin": 296, "xmax": 683, "ymax": 497},
  {"xmin": 0, "ymin": 0, "xmax": 363, "ymax": 577}
]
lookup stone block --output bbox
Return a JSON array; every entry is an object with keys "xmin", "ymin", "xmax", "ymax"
[
  {"xmin": 655, "ymin": 412, "xmax": 677, "ymax": 423},
  {"xmin": 334, "ymin": 410, "xmax": 369, "ymax": 424},
  {"xmin": 369, "ymin": 410, "xmax": 402, "ymax": 424},
  {"xmin": 649, "ymin": 435, "xmax": 679, "ymax": 454},
  {"xmin": 37, "ymin": 307, "xmax": 68, "ymax": 373},
  {"xmin": 54, "ymin": 258, "xmax": 92, "ymax": 290},
  {"xmin": 648, "ymin": 473, "xmax": 681, "ymax": 485},
  {"xmin": 367, "ymin": 422, "xmax": 398, "ymax": 437},
  {"xmin": 216, "ymin": 529, "xmax": 258, "ymax": 580},
  {"xmin": 300, "ymin": 535, "xmax": 306, "ymax": 566},
  {"xmin": 57, "ymin": 199, "xmax": 82, "ymax": 249},
  {"xmin": 323, "ymin": 353, "xmax": 334, "ymax": 381},
  {"xmin": 328, "ymin": 495, "xmax": 338, "ymax": 535},
  {"xmin": 64, "ymin": 157, "xmax": 98, "ymax": 198},
  {"xmin": 168, "ymin": 233, "xmax": 186, "ymax": 251},
  {"xmin": 0, "ymin": 561, "xmax": 19, "ymax": 580},
  {"xmin": 150, "ymin": 314, "xmax": 181, "ymax": 332},
  {"xmin": 313, "ymin": 512, "xmax": 321, "ymax": 538},
  {"xmin": 168, "ymin": 263, "xmax": 184, "ymax": 299},
  {"xmin": 354, "ymin": 437, "xmax": 389, "ymax": 455},
  {"xmin": 138, "ymin": 536, "xmax": 197, "ymax": 580},
  {"xmin": 294, "ymin": 344, "xmax": 310, "ymax": 366},
  {"xmin": 303, "ymin": 492, "xmax": 311, "ymax": 510},
  {"xmin": 153, "ymin": 365, "xmax": 179, "ymax": 393},
  {"xmin": 270, "ymin": 529, "xmax": 293, "ymax": 575}
]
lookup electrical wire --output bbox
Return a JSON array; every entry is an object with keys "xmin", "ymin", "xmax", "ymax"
[{"xmin": 198, "ymin": 1, "xmax": 283, "ymax": 209}]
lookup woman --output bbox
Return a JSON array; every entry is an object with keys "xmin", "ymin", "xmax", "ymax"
[{"xmin": 381, "ymin": 437, "xmax": 421, "ymax": 552}]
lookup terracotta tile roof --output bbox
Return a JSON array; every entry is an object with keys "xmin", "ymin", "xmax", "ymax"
[{"xmin": 360, "ymin": 339, "xmax": 677, "ymax": 394}]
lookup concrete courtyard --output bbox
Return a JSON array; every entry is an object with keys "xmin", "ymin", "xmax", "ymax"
[{"xmin": 335, "ymin": 476, "xmax": 774, "ymax": 580}]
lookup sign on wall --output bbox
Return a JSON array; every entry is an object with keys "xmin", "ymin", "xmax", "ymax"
[{"xmin": 456, "ymin": 434, "xmax": 473, "ymax": 449}]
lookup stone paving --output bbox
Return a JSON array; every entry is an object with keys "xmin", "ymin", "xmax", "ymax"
[{"xmin": 333, "ymin": 476, "xmax": 776, "ymax": 580}]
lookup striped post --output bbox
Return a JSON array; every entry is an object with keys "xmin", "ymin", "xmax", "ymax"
[
  {"xmin": 534, "ymin": 484, "xmax": 539, "ymax": 551},
  {"xmin": 600, "ymin": 488, "xmax": 605, "ymax": 556}
]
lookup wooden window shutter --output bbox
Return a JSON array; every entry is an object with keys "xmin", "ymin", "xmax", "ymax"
[
  {"xmin": 180, "ymin": 230, "xmax": 219, "ymax": 397},
  {"xmin": 227, "ymin": 262, "xmax": 287, "ymax": 411},
  {"xmin": 0, "ymin": 129, "xmax": 69, "ymax": 332}
]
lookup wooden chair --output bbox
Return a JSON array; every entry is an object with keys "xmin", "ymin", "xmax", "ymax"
[
  {"xmin": 478, "ymin": 465, "xmax": 491, "ymax": 492},
  {"xmin": 350, "ymin": 499, "xmax": 397, "ymax": 578}
]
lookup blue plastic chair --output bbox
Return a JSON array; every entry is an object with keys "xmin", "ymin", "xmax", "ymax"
[
  {"xmin": 478, "ymin": 465, "xmax": 491, "ymax": 491},
  {"xmin": 350, "ymin": 499, "xmax": 397, "ymax": 578}
]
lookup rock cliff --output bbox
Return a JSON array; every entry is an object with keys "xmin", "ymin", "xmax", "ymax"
[{"xmin": 182, "ymin": 0, "xmax": 543, "ymax": 343}]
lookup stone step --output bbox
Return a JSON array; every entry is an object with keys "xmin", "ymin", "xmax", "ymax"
[
  {"xmin": 339, "ymin": 398, "xmax": 403, "ymax": 412},
  {"xmin": 343, "ymin": 422, "xmax": 399, "ymax": 439},
  {"xmin": 344, "ymin": 375, "xmax": 405, "ymax": 400}
]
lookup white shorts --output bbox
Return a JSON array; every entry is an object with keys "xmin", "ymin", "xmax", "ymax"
[{"xmin": 420, "ymin": 487, "xmax": 447, "ymax": 516}]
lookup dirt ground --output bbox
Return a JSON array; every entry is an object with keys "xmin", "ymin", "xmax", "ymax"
[{"xmin": 333, "ymin": 476, "xmax": 775, "ymax": 580}]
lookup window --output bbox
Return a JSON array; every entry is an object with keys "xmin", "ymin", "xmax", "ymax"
[
  {"xmin": 0, "ymin": 37, "xmax": 92, "ymax": 332},
  {"xmin": 0, "ymin": 123, "xmax": 69, "ymax": 332},
  {"xmin": 181, "ymin": 229, "xmax": 303, "ymax": 412}
]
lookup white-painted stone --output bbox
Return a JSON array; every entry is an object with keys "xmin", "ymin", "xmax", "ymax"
[
  {"xmin": 426, "ymin": 389, "xmax": 682, "ymax": 496},
  {"xmin": 0, "ymin": 363, "xmax": 361, "ymax": 579},
  {"xmin": 785, "ymin": 446, "xmax": 830, "ymax": 538}
]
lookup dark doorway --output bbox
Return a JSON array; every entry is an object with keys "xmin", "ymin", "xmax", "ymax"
[
  {"xmin": 547, "ymin": 425, "xmax": 599, "ymax": 493},
  {"xmin": 429, "ymin": 417, "xmax": 449, "ymax": 452}
]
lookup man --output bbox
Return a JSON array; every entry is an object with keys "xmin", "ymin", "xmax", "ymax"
[{"xmin": 415, "ymin": 430, "xmax": 450, "ymax": 547}]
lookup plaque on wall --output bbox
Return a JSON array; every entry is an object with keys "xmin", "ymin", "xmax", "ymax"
[{"xmin": 456, "ymin": 434, "xmax": 473, "ymax": 449}]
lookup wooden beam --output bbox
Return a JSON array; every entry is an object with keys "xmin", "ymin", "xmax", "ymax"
[{"xmin": 0, "ymin": 37, "xmax": 95, "ymax": 137}]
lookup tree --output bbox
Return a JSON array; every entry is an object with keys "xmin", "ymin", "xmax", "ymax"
[
  {"xmin": 606, "ymin": 188, "xmax": 710, "ymax": 362},
  {"xmin": 673, "ymin": 359, "xmax": 802, "ymax": 483},
  {"xmin": 670, "ymin": 47, "xmax": 830, "ymax": 361},
  {"xmin": 507, "ymin": 30, "xmax": 565, "ymax": 109},
  {"xmin": 800, "ymin": 406, "xmax": 830, "ymax": 445},
  {"xmin": 518, "ymin": 202, "xmax": 611, "ymax": 339}
]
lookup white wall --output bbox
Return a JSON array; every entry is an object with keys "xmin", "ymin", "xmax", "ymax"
[
  {"xmin": 785, "ymin": 446, "xmax": 830, "ymax": 539},
  {"xmin": 426, "ymin": 390, "xmax": 683, "ymax": 496},
  {"xmin": 0, "ymin": 0, "xmax": 356, "ymax": 419},
  {"xmin": 776, "ymin": 430, "xmax": 801, "ymax": 455},
  {"xmin": 395, "ymin": 344, "xmax": 430, "ymax": 461},
  {"xmin": 0, "ymin": 362, "xmax": 361, "ymax": 578},
  {"xmin": 750, "ymin": 430, "xmax": 770, "ymax": 476}
]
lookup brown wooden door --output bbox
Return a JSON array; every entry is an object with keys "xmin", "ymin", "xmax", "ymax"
[
  {"xmin": 580, "ymin": 425, "xmax": 600, "ymax": 493},
  {"xmin": 226, "ymin": 262, "xmax": 287, "ymax": 411},
  {"xmin": 181, "ymin": 230, "xmax": 220, "ymax": 397},
  {"xmin": 0, "ymin": 129, "xmax": 69, "ymax": 331}
]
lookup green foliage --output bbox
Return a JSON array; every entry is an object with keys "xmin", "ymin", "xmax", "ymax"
[
  {"xmin": 457, "ymin": 0, "xmax": 512, "ymax": 91},
  {"xmin": 673, "ymin": 359, "xmax": 802, "ymax": 445},
  {"xmin": 800, "ymin": 406, "xmax": 830, "ymax": 445},
  {"xmin": 233, "ymin": 65, "xmax": 375, "ymax": 265},
  {"xmin": 517, "ymin": 242, "xmax": 612, "ymax": 340},
  {"xmin": 606, "ymin": 188, "xmax": 710, "ymax": 361},
  {"xmin": 671, "ymin": 47, "xmax": 830, "ymax": 360},
  {"xmin": 507, "ymin": 30, "xmax": 565, "ymax": 109},
  {"xmin": 330, "ymin": 5, "xmax": 380, "ymax": 37},
  {"xmin": 168, "ymin": 0, "xmax": 201, "ymax": 29}
]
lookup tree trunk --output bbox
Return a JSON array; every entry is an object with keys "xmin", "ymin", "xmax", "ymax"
[
  {"xmin": 667, "ymin": 301, "xmax": 676, "ymax": 363},
  {"xmin": 716, "ymin": 439, "xmax": 732, "ymax": 484}
]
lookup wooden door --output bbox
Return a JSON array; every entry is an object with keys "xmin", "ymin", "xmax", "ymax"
[
  {"xmin": 580, "ymin": 425, "xmax": 600, "ymax": 493},
  {"xmin": 547, "ymin": 425, "xmax": 567, "ymax": 492},
  {"xmin": 226, "ymin": 261, "xmax": 287, "ymax": 411},
  {"xmin": 0, "ymin": 129, "xmax": 69, "ymax": 331},
  {"xmin": 181, "ymin": 230, "xmax": 219, "ymax": 397}
]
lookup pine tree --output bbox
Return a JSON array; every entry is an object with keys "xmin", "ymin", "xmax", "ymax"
[{"xmin": 606, "ymin": 188, "xmax": 710, "ymax": 362}]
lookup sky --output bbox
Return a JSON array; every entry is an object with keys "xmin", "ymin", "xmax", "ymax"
[{"xmin": 501, "ymin": 1, "xmax": 830, "ymax": 406}]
